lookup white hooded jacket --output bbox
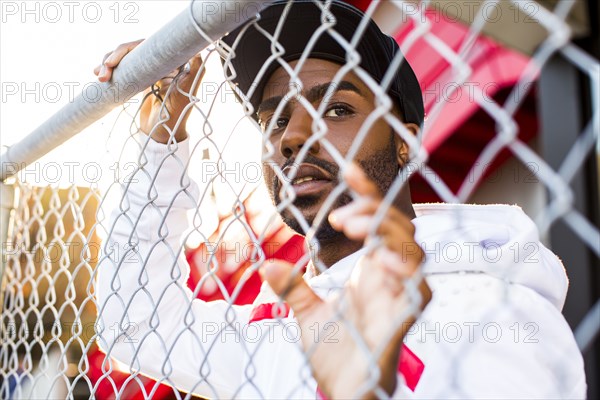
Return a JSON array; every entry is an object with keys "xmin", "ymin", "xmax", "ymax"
[{"xmin": 96, "ymin": 138, "xmax": 586, "ymax": 399}]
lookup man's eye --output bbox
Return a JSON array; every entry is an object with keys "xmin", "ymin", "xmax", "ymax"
[
  {"xmin": 274, "ymin": 117, "xmax": 289, "ymax": 129},
  {"xmin": 265, "ymin": 117, "xmax": 288, "ymax": 130},
  {"xmin": 324, "ymin": 105, "xmax": 352, "ymax": 118},
  {"xmin": 261, "ymin": 116, "xmax": 288, "ymax": 132}
]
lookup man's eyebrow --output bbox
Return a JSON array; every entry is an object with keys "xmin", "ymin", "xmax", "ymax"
[
  {"xmin": 306, "ymin": 80, "xmax": 364, "ymax": 104},
  {"xmin": 257, "ymin": 96, "xmax": 283, "ymax": 118},
  {"xmin": 257, "ymin": 80, "xmax": 364, "ymax": 118}
]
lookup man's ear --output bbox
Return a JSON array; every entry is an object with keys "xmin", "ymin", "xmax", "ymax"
[{"xmin": 394, "ymin": 123, "xmax": 419, "ymax": 167}]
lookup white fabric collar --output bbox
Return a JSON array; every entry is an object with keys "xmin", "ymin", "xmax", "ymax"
[{"xmin": 304, "ymin": 247, "xmax": 369, "ymax": 298}]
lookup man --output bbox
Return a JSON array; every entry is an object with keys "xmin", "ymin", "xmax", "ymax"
[{"xmin": 95, "ymin": 1, "xmax": 585, "ymax": 398}]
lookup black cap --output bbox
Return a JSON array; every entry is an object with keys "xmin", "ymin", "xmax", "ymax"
[{"xmin": 221, "ymin": 0, "xmax": 424, "ymax": 127}]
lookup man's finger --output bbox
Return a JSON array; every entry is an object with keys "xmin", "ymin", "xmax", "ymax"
[
  {"xmin": 328, "ymin": 197, "xmax": 376, "ymax": 230},
  {"xmin": 176, "ymin": 55, "xmax": 204, "ymax": 96},
  {"xmin": 96, "ymin": 40, "xmax": 144, "ymax": 83},
  {"xmin": 187, "ymin": 54, "xmax": 204, "ymax": 78},
  {"xmin": 334, "ymin": 215, "xmax": 374, "ymax": 240},
  {"xmin": 261, "ymin": 260, "xmax": 323, "ymax": 319},
  {"xmin": 376, "ymin": 249, "xmax": 422, "ymax": 284},
  {"xmin": 343, "ymin": 162, "xmax": 382, "ymax": 200},
  {"xmin": 96, "ymin": 52, "xmax": 116, "ymax": 81},
  {"xmin": 103, "ymin": 39, "xmax": 144, "ymax": 67}
]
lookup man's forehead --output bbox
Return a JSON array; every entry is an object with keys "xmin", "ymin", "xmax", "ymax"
[
  {"xmin": 257, "ymin": 80, "xmax": 365, "ymax": 118},
  {"xmin": 260, "ymin": 58, "xmax": 361, "ymax": 101}
]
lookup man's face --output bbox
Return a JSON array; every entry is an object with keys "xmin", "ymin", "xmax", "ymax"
[{"xmin": 257, "ymin": 59, "xmax": 402, "ymax": 240}]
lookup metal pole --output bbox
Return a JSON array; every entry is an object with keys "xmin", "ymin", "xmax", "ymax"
[
  {"xmin": 0, "ymin": 182, "xmax": 17, "ymax": 309},
  {"xmin": 0, "ymin": 0, "xmax": 274, "ymax": 182}
]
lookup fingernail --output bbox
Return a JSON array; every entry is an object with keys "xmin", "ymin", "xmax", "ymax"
[
  {"xmin": 344, "ymin": 163, "xmax": 360, "ymax": 179},
  {"xmin": 259, "ymin": 266, "xmax": 266, "ymax": 280},
  {"xmin": 99, "ymin": 64, "xmax": 106, "ymax": 77},
  {"xmin": 333, "ymin": 202, "xmax": 352, "ymax": 216},
  {"xmin": 260, "ymin": 261, "xmax": 277, "ymax": 280},
  {"xmin": 328, "ymin": 211, "xmax": 338, "ymax": 224},
  {"xmin": 343, "ymin": 163, "xmax": 354, "ymax": 176}
]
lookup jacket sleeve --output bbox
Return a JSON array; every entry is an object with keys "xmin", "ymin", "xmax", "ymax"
[
  {"xmin": 408, "ymin": 205, "xmax": 586, "ymax": 399},
  {"xmin": 407, "ymin": 271, "xmax": 586, "ymax": 399},
  {"xmin": 95, "ymin": 137, "xmax": 254, "ymax": 399}
]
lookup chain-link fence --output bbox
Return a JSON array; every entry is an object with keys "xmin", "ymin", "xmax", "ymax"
[{"xmin": 1, "ymin": 0, "xmax": 598, "ymax": 398}]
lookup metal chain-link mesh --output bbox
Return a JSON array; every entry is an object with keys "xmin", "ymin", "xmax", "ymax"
[{"xmin": 1, "ymin": 0, "xmax": 598, "ymax": 398}]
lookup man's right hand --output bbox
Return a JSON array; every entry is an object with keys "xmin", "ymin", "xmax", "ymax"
[{"xmin": 94, "ymin": 40, "xmax": 204, "ymax": 143}]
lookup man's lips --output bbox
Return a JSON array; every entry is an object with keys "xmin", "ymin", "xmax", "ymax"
[{"xmin": 281, "ymin": 163, "xmax": 334, "ymax": 197}]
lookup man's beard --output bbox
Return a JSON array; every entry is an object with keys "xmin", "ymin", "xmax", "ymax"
[{"xmin": 268, "ymin": 143, "xmax": 400, "ymax": 243}]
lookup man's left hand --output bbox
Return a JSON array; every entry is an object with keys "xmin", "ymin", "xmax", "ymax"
[{"xmin": 262, "ymin": 163, "xmax": 431, "ymax": 399}]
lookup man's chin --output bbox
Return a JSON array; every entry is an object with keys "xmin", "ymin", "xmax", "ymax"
[
  {"xmin": 278, "ymin": 192, "xmax": 353, "ymax": 242},
  {"xmin": 281, "ymin": 212, "xmax": 342, "ymax": 242}
]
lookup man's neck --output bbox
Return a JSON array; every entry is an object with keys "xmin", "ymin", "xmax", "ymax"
[
  {"xmin": 311, "ymin": 236, "xmax": 363, "ymax": 271},
  {"xmin": 312, "ymin": 202, "xmax": 416, "ymax": 271}
]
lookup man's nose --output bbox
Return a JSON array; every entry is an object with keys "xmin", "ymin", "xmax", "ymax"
[{"xmin": 279, "ymin": 107, "xmax": 321, "ymax": 158}]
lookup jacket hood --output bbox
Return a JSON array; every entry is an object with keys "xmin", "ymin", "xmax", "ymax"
[{"xmin": 412, "ymin": 203, "xmax": 569, "ymax": 310}]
